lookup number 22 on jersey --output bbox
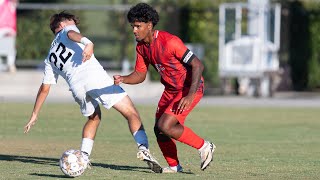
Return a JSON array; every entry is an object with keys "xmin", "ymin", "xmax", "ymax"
[{"xmin": 49, "ymin": 42, "xmax": 73, "ymax": 71}]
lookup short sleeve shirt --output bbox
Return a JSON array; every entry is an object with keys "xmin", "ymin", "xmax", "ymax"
[
  {"xmin": 42, "ymin": 25, "xmax": 101, "ymax": 88},
  {"xmin": 135, "ymin": 30, "xmax": 201, "ymax": 92}
]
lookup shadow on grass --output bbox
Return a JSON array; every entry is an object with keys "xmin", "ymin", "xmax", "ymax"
[
  {"xmin": 0, "ymin": 154, "xmax": 158, "ymax": 177},
  {"xmin": 30, "ymin": 173, "xmax": 71, "ymax": 178},
  {"xmin": 0, "ymin": 154, "xmax": 59, "ymax": 166},
  {"xmin": 93, "ymin": 162, "xmax": 151, "ymax": 173}
]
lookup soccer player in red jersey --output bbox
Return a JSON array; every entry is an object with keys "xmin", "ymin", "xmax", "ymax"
[{"xmin": 114, "ymin": 3, "xmax": 216, "ymax": 173}]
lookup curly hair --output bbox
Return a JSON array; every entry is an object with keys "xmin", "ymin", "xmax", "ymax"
[
  {"xmin": 50, "ymin": 11, "xmax": 80, "ymax": 34},
  {"xmin": 127, "ymin": 3, "xmax": 159, "ymax": 27}
]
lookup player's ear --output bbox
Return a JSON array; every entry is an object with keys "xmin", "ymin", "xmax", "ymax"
[
  {"xmin": 59, "ymin": 21, "xmax": 65, "ymax": 29},
  {"xmin": 148, "ymin": 22, "xmax": 153, "ymax": 30}
]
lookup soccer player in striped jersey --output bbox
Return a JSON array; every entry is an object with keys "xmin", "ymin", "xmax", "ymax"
[
  {"xmin": 114, "ymin": 3, "xmax": 216, "ymax": 173},
  {"xmin": 23, "ymin": 11, "xmax": 162, "ymax": 173}
]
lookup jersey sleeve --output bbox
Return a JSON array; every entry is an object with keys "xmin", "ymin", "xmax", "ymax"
[
  {"xmin": 169, "ymin": 36, "xmax": 195, "ymax": 64},
  {"xmin": 64, "ymin": 25, "xmax": 80, "ymax": 33},
  {"xmin": 62, "ymin": 25, "xmax": 81, "ymax": 44},
  {"xmin": 134, "ymin": 47, "xmax": 149, "ymax": 72},
  {"xmin": 42, "ymin": 59, "xmax": 59, "ymax": 84}
]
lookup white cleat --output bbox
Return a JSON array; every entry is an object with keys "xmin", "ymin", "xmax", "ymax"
[
  {"xmin": 199, "ymin": 141, "xmax": 216, "ymax": 170},
  {"xmin": 137, "ymin": 149, "xmax": 162, "ymax": 173},
  {"xmin": 162, "ymin": 164, "xmax": 183, "ymax": 173},
  {"xmin": 81, "ymin": 151, "xmax": 92, "ymax": 169}
]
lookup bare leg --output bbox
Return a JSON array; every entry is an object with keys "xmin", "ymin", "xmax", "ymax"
[
  {"xmin": 156, "ymin": 113, "xmax": 207, "ymax": 170},
  {"xmin": 155, "ymin": 115, "xmax": 182, "ymax": 167},
  {"xmin": 112, "ymin": 95, "xmax": 143, "ymax": 133},
  {"xmin": 82, "ymin": 105, "xmax": 101, "ymax": 139},
  {"xmin": 157, "ymin": 113, "xmax": 204, "ymax": 149},
  {"xmin": 113, "ymin": 95, "xmax": 162, "ymax": 173},
  {"xmin": 157, "ymin": 114, "xmax": 183, "ymax": 139},
  {"xmin": 81, "ymin": 105, "xmax": 101, "ymax": 157}
]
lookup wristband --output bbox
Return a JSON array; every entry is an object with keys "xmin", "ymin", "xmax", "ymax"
[{"xmin": 80, "ymin": 37, "xmax": 92, "ymax": 45}]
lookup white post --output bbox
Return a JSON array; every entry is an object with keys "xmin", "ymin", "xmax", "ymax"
[
  {"xmin": 248, "ymin": 0, "xmax": 271, "ymax": 97},
  {"xmin": 248, "ymin": 0, "xmax": 269, "ymax": 38}
]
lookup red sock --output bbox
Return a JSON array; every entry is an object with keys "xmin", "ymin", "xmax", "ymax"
[
  {"xmin": 157, "ymin": 138, "xmax": 179, "ymax": 166},
  {"xmin": 177, "ymin": 126, "xmax": 205, "ymax": 149}
]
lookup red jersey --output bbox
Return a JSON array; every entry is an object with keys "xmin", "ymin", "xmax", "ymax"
[{"xmin": 135, "ymin": 30, "xmax": 203, "ymax": 92}]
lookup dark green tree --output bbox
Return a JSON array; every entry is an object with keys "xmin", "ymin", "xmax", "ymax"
[
  {"xmin": 288, "ymin": 1, "xmax": 311, "ymax": 91},
  {"xmin": 16, "ymin": 0, "xmax": 85, "ymax": 62}
]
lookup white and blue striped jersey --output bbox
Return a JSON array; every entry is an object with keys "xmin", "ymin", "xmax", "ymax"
[{"xmin": 42, "ymin": 25, "xmax": 104, "ymax": 89}]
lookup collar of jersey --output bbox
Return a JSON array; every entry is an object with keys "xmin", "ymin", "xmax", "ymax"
[{"xmin": 153, "ymin": 30, "xmax": 159, "ymax": 39}]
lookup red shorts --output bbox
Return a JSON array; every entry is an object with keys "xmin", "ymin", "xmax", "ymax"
[{"xmin": 156, "ymin": 81, "xmax": 204, "ymax": 124}]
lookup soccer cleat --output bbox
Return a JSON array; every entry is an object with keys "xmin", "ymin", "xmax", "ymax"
[
  {"xmin": 199, "ymin": 141, "xmax": 216, "ymax": 170},
  {"xmin": 137, "ymin": 149, "xmax": 162, "ymax": 173},
  {"xmin": 162, "ymin": 164, "xmax": 183, "ymax": 173},
  {"xmin": 81, "ymin": 151, "xmax": 92, "ymax": 169}
]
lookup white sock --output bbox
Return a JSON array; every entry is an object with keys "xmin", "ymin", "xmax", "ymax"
[
  {"xmin": 81, "ymin": 138, "xmax": 94, "ymax": 156},
  {"xmin": 170, "ymin": 165, "xmax": 179, "ymax": 171},
  {"xmin": 138, "ymin": 145, "xmax": 148, "ymax": 151},
  {"xmin": 198, "ymin": 141, "xmax": 208, "ymax": 151}
]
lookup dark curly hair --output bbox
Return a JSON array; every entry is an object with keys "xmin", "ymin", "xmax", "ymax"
[
  {"xmin": 127, "ymin": 3, "xmax": 159, "ymax": 27},
  {"xmin": 50, "ymin": 11, "xmax": 80, "ymax": 34}
]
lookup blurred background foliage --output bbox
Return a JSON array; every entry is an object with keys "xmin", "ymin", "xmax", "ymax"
[{"xmin": 16, "ymin": 0, "xmax": 320, "ymax": 92}]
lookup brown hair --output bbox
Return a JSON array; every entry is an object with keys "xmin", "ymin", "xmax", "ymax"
[{"xmin": 49, "ymin": 11, "xmax": 79, "ymax": 34}]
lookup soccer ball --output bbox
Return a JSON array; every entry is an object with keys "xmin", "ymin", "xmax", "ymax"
[{"xmin": 59, "ymin": 149, "xmax": 87, "ymax": 177}]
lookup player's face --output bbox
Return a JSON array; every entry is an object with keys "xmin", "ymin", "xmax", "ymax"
[{"xmin": 130, "ymin": 21, "xmax": 153, "ymax": 43}]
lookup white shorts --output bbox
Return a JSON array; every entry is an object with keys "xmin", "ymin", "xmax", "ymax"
[{"xmin": 70, "ymin": 69, "xmax": 127, "ymax": 116}]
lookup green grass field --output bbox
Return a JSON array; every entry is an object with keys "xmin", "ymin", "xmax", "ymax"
[{"xmin": 0, "ymin": 102, "xmax": 319, "ymax": 180}]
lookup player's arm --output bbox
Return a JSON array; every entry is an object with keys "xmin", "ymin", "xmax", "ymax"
[
  {"xmin": 24, "ymin": 83, "xmax": 51, "ymax": 133},
  {"xmin": 114, "ymin": 70, "xmax": 147, "ymax": 85},
  {"xmin": 114, "ymin": 49, "xmax": 148, "ymax": 85},
  {"xmin": 67, "ymin": 30, "xmax": 94, "ymax": 62},
  {"xmin": 176, "ymin": 56, "xmax": 204, "ymax": 113},
  {"xmin": 169, "ymin": 35, "xmax": 204, "ymax": 113},
  {"xmin": 188, "ymin": 56, "xmax": 204, "ymax": 97}
]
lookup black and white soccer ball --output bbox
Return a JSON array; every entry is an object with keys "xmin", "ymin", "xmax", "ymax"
[{"xmin": 59, "ymin": 149, "xmax": 87, "ymax": 177}]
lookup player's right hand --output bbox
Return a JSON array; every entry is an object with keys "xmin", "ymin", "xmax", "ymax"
[
  {"xmin": 82, "ymin": 43, "xmax": 94, "ymax": 62},
  {"xmin": 113, "ymin": 75, "xmax": 123, "ymax": 85},
  {"xmin": 24, "ymin": 114, "xmax": 38, "ymax": 133}
]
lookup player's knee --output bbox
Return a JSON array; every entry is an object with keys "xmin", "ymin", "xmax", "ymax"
[
  {"xmin": 154, "ymin": 126, "xmax": 170, "ymax": 142},
  {"xmin": 126, "ymin": 112, "xmax": 141, "ymax": 123},
  {"xmin": 157, "ymin": 120, "xmax": 171, "ymax": 134},
  {"xmin": 121, "ymin": 105, "xmax": 140, "ymax": 120},
  {"xmin": 156, "ymin": 121, "xmax": 174, "ymax": 138},
  {"xmin": 88, "ymin": 114, "xmax": 100, "ymax": 122},
  {"xmin": 88, "ymin": 106, "xmax": 101, "ymax": 121}
]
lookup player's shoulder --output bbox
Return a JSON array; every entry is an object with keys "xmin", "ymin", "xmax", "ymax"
[
  {"xmin": 157, "ymin": 30, "xmax": 175, "ymax": 39},
  {"xmin": 63, "ymin": 25, "xmax": 80, "ymax": 34},
  {"xmin": 157, "ymin": 30, "xmax": 181, "ymax": 44},
  {"xmin": 58, "ymin": 25, "xmax": 80, "ymax": 40},
  {"xmin": 157, "ymin": 31, "xmax": 184, "ymax": 52}
]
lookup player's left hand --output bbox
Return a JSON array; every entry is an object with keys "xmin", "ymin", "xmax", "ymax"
[
  {"xmin": 82, "ymin": 43, "xmax": 94, "ymax": 62},
  {"xmin": 176, "ymin": 94, "xmax": 194, "ymax": 114}
]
